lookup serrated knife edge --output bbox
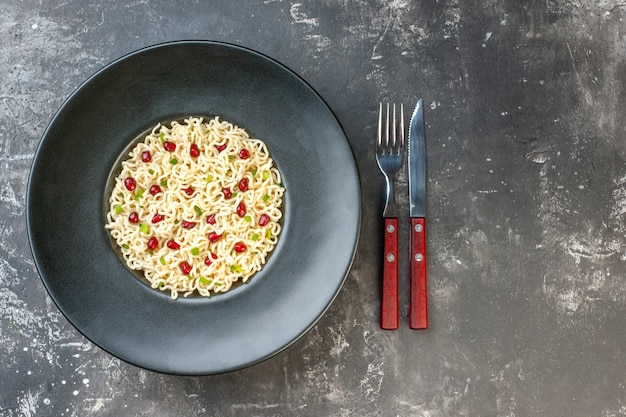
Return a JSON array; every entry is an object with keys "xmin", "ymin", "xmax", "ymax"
[{"xmin": 408, "ymin": 98, "xmax": 425, "ymax": 218}]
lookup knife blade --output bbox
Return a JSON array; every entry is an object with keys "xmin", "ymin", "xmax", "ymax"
[{"xmin": 408, "ymin": 99, "xmax": 428, "ymax": 329}]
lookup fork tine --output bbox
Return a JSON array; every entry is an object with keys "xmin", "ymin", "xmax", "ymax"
[
  {"xmin": 399, "ymin": 103, "xmax": 404, "ymax": 150},
  {"xmin": 390, "ymin": 103, "xmax": 395, "ymax": 149},
  {"xmin": 385, "ymin": 103, "xmax": 389, "ymax": 149},
  {"xmin": 377, "ymin": 103, "xmax": 382, "ymax": 149}
]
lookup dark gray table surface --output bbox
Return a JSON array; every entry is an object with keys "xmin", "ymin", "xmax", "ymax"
[{"xmin": 2, "ymin": 1, "xmax": 625, "ymax": 416}]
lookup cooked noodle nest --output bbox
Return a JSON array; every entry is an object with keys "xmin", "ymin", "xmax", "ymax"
[{"xmin": 105, "ymin": 116, "xmax": 284, "ymax": 299}]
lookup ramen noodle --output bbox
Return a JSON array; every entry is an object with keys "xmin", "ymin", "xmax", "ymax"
[{"xmin": 105, "ymin": 116, "xmax": 284, "ymax": 299}]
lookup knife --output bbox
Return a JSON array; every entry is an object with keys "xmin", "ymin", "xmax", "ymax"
[{"xmin": 408, "ymin": 99, "xmax": 428, "ymax": 329}]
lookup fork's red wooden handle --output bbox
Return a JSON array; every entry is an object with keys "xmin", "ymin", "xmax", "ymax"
[
  {"xmin": 409, "ymin": 217, "xmax": 428, "ymax": 329},
  {"xmin": 381, "ymin": 217, "xmax": 399, "ymax": 330}
]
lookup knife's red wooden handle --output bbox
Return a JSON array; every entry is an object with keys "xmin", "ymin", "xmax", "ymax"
[
  {"xmin": 381, "ymin": 217, "xmax": 399, "ymax": 330},
  {"xmin": 409, "ymin": 217, "xmax": 428, "ymax": 329}
]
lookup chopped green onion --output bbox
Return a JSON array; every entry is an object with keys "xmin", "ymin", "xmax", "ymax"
[
  {"xmin": 251, "ymin": 233, "xmax": 259, "ymax": 241},
  {"xmin": 115, "ymin": 205, "xmax": 123, "ymax": 215},
  {"xmin": 263, "ymin": 194, "xmax": 270, "ymax": 203},
  {"xmin": 214, "ymin": 282, "xmax": 222, "ymax": 287},
  {"xmin": 159, "ymin": 257, "xmax": 166, "ymax": 265},
  {"xmin": 275, "ymin": 182, "xmax": 283, "ymax": 187},
  {"xmin": 160, "ymin": 179, "xmax": 167, "ymax": 186},
  {"xmin": 229, "ymin": 264, "xmax": 242, "ymax": 273},
  {"xmin": 194, "ymin": 205, "xmax": 202, "ymax": 216},
  {"xmin": 134, "ymin": 189, "xmax": 144, "ymax": 201},
  {"xmin": 262, "ymin": 171, "xmax": 270, "ymax": 180},
  {"xmin": 140, "ymin": 224, "xmax": 149, "ymax": 234},
  {"xmin": 148, "ymin": 169, "xmax": 155, "ymax": 175},
  {"xmin": 244, "ymin": 215, "xmax": 251, "ymax": 222},
  {"xmin": 205, "ymin": 175, "xmax": 213, "ymax": 182},
  {"xmin": 267, "ymin": 230, "xmax": 272, "ymax": 239},
  {"xmin": 122, "ymin": 244, "xmax": 130, "ymax": 250},
  {"xmin": 199, "ymin": 276, "xmax": 212, "ymax": 285},
  {"xmin": 173, "ymin": 219, "xmax": 179, "ymax": 225},
  {"xmin": 157, "ymin": 281, "xmax": 164, "ymax": 288},
  {"xmin": 191, "ymin": 247, "xmax": 200, "ymax": 256},
  {"xmin": 252, "ymin": 168, "xmax": 258, "ymax": 176},
  {"xmin": 169, "ymin": 158, "xmax": 178, "ymax": 165},
  {"xmin": 232, "ymin": 192, "xmax": 238, "ymax": 198},
  {"xmin": 187, "ymin": 275, "xmax": 193, "ymax": 280},
  {"xmin": 159, "ymin": 132, "xmax": 165, "ymax": 143},
  {"xmin": 118, "ymin": 192, "xmax": 124, "ymax": 198},
  {"xmin": 228, "ymin": 155, "xmax": 236, "ymax": 160}
]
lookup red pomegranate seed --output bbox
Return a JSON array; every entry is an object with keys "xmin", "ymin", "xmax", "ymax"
[
  {"xmin": 222, "ymin": 188, "xmax": 232, "ymax": 199},
  {"xmin": 208, "ymin": 232, "xmax": 222, "ymax": 243},
  {"xmin": 128, "ymin": 212, "xmax": 139, "ymax": 223},
  {"xmin": 234, "ymin": 242, "xmax": 247, "ymax": 253},
  {"xmin": 163, "ymin": 141, "xmax": 176, "ymax": 152},
  {"xmin": 167, "ymin": 240, "xmax": 180, "ymax": 250},
  {"xmin": 182, "ymin": 187, "xmax": 194, "ymax": 196},
  {"xmin": 149, "ymin": 185, "xmax": 162, "ymax": 196},
  {"xmin": 204, "ymin": 257, "xmax": 212, "ymax": 266},
  {"xmin": 239, "ymin": 149, "xmax": 250, "ymax": 159},
  {"xmin": 124, "ymin": 177, "xmax": 136, "ymax": 191},
  {"xmin": 215, "ymin": 143, "xmax": 227, "ymax": 153},
  {"xmin": 211, "ymin": 252, "xmax": 218, "ymax": 259},
  {"xmin": 206, "ymin": 213, "xmax": 216, "ymax": 225},
  {"xmin": 190, "ymin": 143, "xmax": 200, "ymax": 157},
  {"xmin": 180, "ymin": 261, "xmax": 192, "ymax": 275},
  {"xmin": 141, "ymin": 151, "xmax": 151, "ymax": 162},
  {"xmin": 152, "ymin": 213, "xmax": 164, "ymax": 223},
  {"xmin": 182, "ymin": 221, "xmax": 196, "ymax": 229},
  {"xmin": 238, "ymin": 178, "xmax": 249, "ymax": 192},
  {"xmin": 236, "ymin": 202, "xmax": 246, "ymax": 217},
  {"xmin": 147, "ymin": 237, "xmax": 159, "ymax": 250},
  {"xmin": 258, "ymin": 214, "xmax": 270, "ymax": 226}
]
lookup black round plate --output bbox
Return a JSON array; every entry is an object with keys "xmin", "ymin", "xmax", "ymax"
[{"xmin": 27, "ymin": 41, "xmax": 361, "ymax": 375}]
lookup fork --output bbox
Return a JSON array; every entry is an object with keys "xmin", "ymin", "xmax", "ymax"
[{"xmin": 375, "ymin": 102, "xmax": 404, "ymax": 330}]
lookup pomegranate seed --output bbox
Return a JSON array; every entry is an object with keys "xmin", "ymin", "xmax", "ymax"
[
  {"xmin": 152, "ymin": 213, "xmax": 164, "ymax": 223},
  {"xmin": 238, "ymin": 178, "xmax": 249, "ymax": 192},
  {"xmin": 124, "ymin": 177, "xmax": 136, "ymax": 191},
  {"xmin": 222, "ymin": 188, "xmax": 232, "ymax": 199},
  {"xmin": 215, "ymin": 143, "xmax": 227, "ymax": 153},
  {"xmin": 147, "ymin": 237, "xmax": 159, "ymax": 250},
  {"xmin": 206, "ymin": 213, "xmax": 216, "ymax": 225},
  {"xmin": 190, "ymin": 143, "xmax": 200, "ymax": 157},
  {"xmin": 163, "ymin": 141, "xmax": 176, "ymax": 152},
  {"xmin": 234, "ymin": 242, "xmax": 247, "ymax": 253},
  {"xmin": 208, "ymin": 232, "xmax": 222, "ymax": 243},
  {"xmin": 182, "ymin": 221, "xmax": 196, "ymax": 229},
  {"xmin": 204, "ymin": 257, "xmax": 212, "ymax": 266},
  {"xmin": 211, "ymin": 252, "xmax": 218, "ymax": 259},
  {"xmin": 141, "ymin": 151, "xmax": 151, "ymax": 162},
  {"xmin": 258, "ymin": 214, "xmax": 270, "ymax": 226},
  {"xmin": 128, "ymin": 212, "xmax": 139, "ymax": 223},
  {"xmin": 180, "ymin": 261, "xmax": 192, "ymax": 275},
  {"xmin": 239, "ymin": 149, "xmax": 250, "ymax": 159},
  {"xmin": 182, "ymin": 187, "xmax": 194, "ymax": 196},
  {"xmin": 149, "ymin": 185, "xmax": 162, "ymax": 196},
  {"xmin": 236, "ymin": 202, "xmax": 246, "ymax": 217},
  {"xmin": 167, "ymin": 240, "xmax": 180, "ymax": 250}
]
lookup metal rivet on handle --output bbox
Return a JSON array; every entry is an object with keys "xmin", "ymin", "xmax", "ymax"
[
  {"xmin": 415, "ymin": 253, "xmax": 423, "ymax": 262},
  {"xmin": 386, "ymin": 253, "xmax": 395, "ymax": 262},
  {"xmin": 386, "ymin": 224, "xmax": 395, "ymax": 233},
  {"xmin": 414, "ymin": 224, "xmax": 423, "ymax": 233}
]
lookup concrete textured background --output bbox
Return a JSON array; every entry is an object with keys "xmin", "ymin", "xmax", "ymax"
[{"xmin": 1, "ymin": 0, "xmax": 625, "ymax": 416}]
